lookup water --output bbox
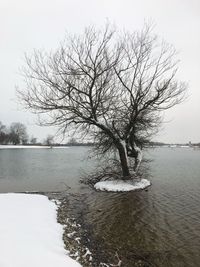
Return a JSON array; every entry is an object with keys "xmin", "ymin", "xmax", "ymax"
[
  {"xmin": 0, "ymin": 146, "xmax": 200, "ymax": 266},
  {"xmin": 0, "ymin": 146, "xmax": 94, "ymax": 192}
]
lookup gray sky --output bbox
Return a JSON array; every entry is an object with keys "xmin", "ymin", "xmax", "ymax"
[{"xmin": 0, "ymin": 0, "xmax": 199, "ymax": 143}]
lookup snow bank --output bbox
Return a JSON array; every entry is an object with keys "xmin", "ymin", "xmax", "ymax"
[
  {"xmin": 0, "ymin": 193, "xmax": 81, "ymax": 267},
  {"xmin": 94, "ymin": 179, "xmax": 151, "ymax": 192}
]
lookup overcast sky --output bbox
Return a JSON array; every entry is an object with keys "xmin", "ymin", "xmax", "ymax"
[{"xmin": 0, "ymin": 0, "xmax": 199, "ymax": 143}]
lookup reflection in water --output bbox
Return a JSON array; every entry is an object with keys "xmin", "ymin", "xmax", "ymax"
[{"xmin": 0, "ymin": 147, "xmax": 200, "ymax": 266}]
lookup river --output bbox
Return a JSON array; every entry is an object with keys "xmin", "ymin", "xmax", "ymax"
[{"xmin": 0, "ymin": 146, "xmax": 199, "ymax": 266}]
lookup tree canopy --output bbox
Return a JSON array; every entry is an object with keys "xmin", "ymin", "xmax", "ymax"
[{"xmin": 18, "ymin": 24, "xmax": 187, "ymax": 178}]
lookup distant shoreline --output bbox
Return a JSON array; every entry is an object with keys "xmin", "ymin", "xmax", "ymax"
[
  {"xmin": 0, "ymin": 144, "xmax": 93, "ymax": 148},
  {"xmin": 0, "ymin": 144, "xmax": 199, "ymax": 148}
]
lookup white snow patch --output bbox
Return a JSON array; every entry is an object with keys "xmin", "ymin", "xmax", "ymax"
[
  {"xmin": 0, "ymin": 193, "xmax": 81, "ymax": 267},
  {"xmin": 67, "ymin": 231, "xmax": 77, "ymax": 238},
  {"xmin": 83, "ymin": 248, "xmax": 92, "ymax": 261},
  {"xmin": 94, "ymin": 179, "xmax": 151, "ymax": 192}
]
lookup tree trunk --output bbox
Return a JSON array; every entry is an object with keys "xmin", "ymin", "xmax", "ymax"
[
  {"xmin": 133, "ymin": 143, "xmax": 143, "ymax": 173},
  {"xmin": 117, "ymin": 143, "xmax": 130, "ymax": 179}
]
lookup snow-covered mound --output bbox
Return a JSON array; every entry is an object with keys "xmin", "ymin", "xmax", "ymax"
[
  {"xmin": 0, "ymin": 193, "xmax": 81, "ymax": 267},
  {"xmin": 94, "ymin": 178, "xmax": 151, "ymax": 192}
]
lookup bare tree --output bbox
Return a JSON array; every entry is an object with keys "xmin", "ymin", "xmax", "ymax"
[
  {"xmin": 0, "ymin": 121, "xmax": 8, "ymax": 144},
  {"xmin": 17, "ymin": 24, "xmax": 187, "ymax": 179},
  {"xmin": 44, "ymin": 135, "xmax": 54, "ymax": 146},
  {"xmin": 30, "ymin": 136, "xmax": 37, "ymax": 145},
  {"xmin": 9, "ymin": 122, "xmax": 28, "ymax": 145}
]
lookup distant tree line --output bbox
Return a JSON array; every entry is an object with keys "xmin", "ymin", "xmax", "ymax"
[
  {"xmin": 0, "ymin": 121, "xmax": 37, "ymax": 145},
  {"xmin": 66, "ymin": 138, "xmax": 94, "ymax": 146},
  {"xmin": 0, "ymin": 122, "xmax": 92, "ymax": 146}
]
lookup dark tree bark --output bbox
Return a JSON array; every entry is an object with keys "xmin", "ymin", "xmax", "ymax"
[{"xmin": 117, "ymin": 143, "xmax": 130, "ymax": 178}]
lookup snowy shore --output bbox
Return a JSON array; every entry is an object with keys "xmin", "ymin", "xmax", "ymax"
[{"xmin": 0, "ymin": 193, "xmax": 81, "ymax": 267}]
